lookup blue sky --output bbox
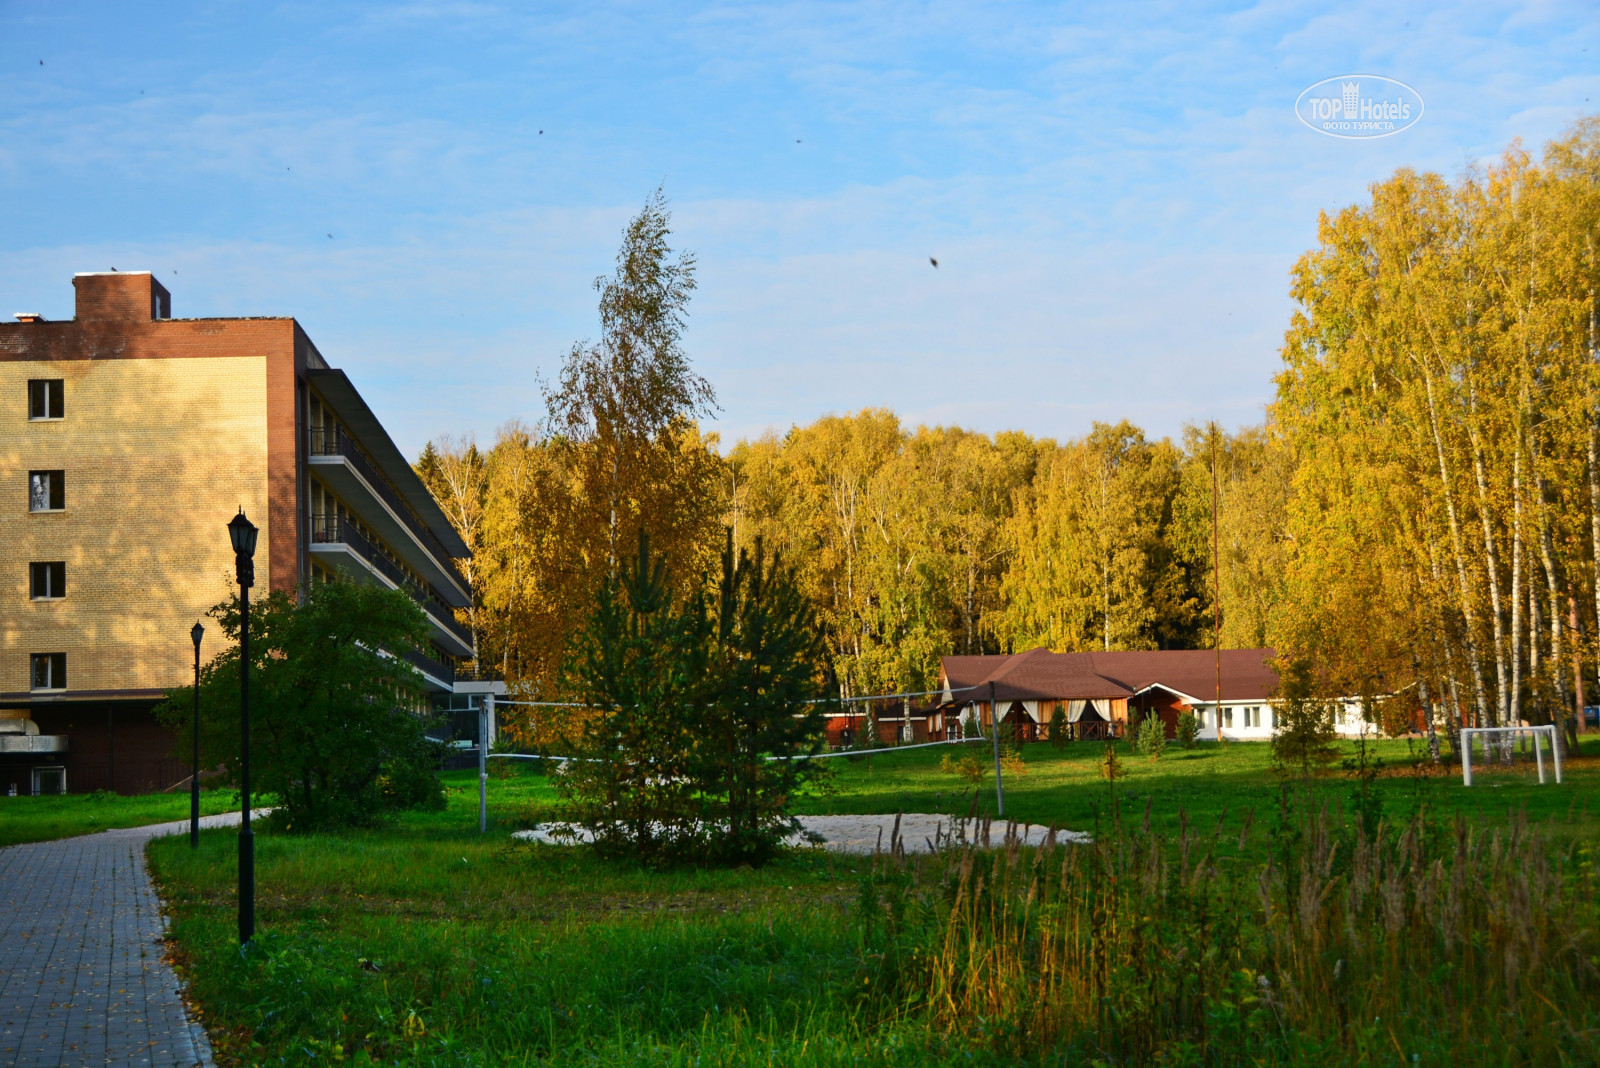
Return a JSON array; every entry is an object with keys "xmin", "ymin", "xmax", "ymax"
[{"xmin": 3, "ymin": 2, "xmax": 1598, "ymax": 455}]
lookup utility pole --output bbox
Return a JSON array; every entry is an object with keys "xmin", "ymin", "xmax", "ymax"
[
  {"xmin": 1213, "ymin": 424, "xmax": 1223, "ymax": 743},
  {"xmin": 989, "ymin": 681, "xmax": 1005, "ymax": 818},
  {"xmin": 478, "ymin": 692, "xmax": 494, "ymax": 833}
]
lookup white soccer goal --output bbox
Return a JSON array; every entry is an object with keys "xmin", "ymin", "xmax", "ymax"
[{"xmin": 1459, "ymin": 725, "xmax": 1562, "ymax": 787}]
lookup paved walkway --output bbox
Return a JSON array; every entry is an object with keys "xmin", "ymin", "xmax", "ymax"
[{"xmin": 0, "ymin": 814, "xmax": 242, "ymax": 1068}]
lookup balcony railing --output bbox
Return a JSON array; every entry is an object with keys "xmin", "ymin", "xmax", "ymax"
[
  {"xmin": 0, "ymin": 735, "xmax": 68, "ymax": 754},
  {"xmin": 308, "ymin": 426, "xmax": 467, "ymax": 593},
  {"xmin": 453, "ymin": 666, "xmax": 504, "ymax": 683},
  {"xmin": 310, "ymin": 513, "xmax": 474, "ymax": 650},
  {"xmin": 403, "ymin": 646, "xmax": 456, "ymax": 687}
]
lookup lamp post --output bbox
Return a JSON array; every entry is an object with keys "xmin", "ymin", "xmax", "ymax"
[
  {"xmin": 228, "ymin": 509, "xmax": 258, "ymax": 945},
  {"xmin": 190, "ymin": 621, "xmax": 204, "ymax": 849}
]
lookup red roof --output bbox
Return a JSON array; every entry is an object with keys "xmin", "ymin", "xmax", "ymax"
[{"xmin": 941, "ymin": 647, "xmax": 1279, "ymax": 704}]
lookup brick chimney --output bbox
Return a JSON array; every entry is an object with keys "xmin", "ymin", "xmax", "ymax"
[{"xmin": 73, "ymin": 272, "xmax": 172, "ymax": 321}]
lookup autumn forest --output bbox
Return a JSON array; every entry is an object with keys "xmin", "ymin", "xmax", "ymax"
[{"xmin": 416, "ymin": 118, "xmax": 1600, "ymax": 746}]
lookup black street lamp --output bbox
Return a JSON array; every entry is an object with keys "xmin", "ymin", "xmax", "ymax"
[
  {"xmin": 190, "ymin": 621, "xmax": 204, "ymax": 849},
  {"xmin": 228, "ymin": 509, "xmax": 259, "ymax": 945}
]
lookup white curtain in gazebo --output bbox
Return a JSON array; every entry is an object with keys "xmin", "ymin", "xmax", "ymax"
[{"xmin": 1068, "ymin": 699, "xmax": 1109, "ymax": 722}]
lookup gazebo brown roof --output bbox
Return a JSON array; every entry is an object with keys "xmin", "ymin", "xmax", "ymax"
[{"xmin": 940, "ymin": 648, "xmax": 1279, "ymax": 704}]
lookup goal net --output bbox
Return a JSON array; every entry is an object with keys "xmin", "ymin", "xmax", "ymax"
[{"xmin": 1458, "ymin": 725, "xmax": 1563, "ymax": 787}]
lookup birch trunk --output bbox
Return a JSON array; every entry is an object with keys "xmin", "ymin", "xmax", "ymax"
[
  {"xmin": 1509, "ymin": 442, "xmax": 1525, "ymax": 734},
  {"xmin": 1534, "ymin": 467, "xmax": 1569, "ymax": 755},
  {"xmin": 1468, "ymin": 420, "xmax": 1511, "ymax": 745},
  {"xmin": 1417, "ymin": 357, "xmax": 1492, "ymax": 729},
  {"xmin": 1588, "ymin": 289, "xmax": 1599, "ymax": 733},
  {"xmin": 1416, "ymin": 656, "xmax": 1441, "ymax": 764},
  {"xmin": 1589, "ymin": 423, "xmax": 1600, "ymax": 735}
]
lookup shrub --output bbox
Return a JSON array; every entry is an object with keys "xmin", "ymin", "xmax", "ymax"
[
  {"xmin": 852, "ymin": 708, "xmax": 885, "ymax": 751},
  {"xmin": 1271, "ymin": 657, "xmax": 1341, "ymax": 776},
  {"xmin": 1175, "ymin": 711, "xmax": 1201, "ymax": 749},
  {"xmin": 1097, "ymin": 743, "xmax": 1125, "ymax": 781},
  {"xmin": 1048, "ymin": 703, "xmax": 1067, "ymax": 748},
  {"xmin": 1134, "ymin": 713, "xmax": 1167, "ymax": 760},
  {"xmin": 940, "ymin": 752, "xmax": 988, "ymax": 784},
  {"xmin": 156, "ymin": 578, "xmax": 445, "ymax": 832},
  {"xmin": 962, "ymin": 711, "xmax": 982, "ymax": 739}
]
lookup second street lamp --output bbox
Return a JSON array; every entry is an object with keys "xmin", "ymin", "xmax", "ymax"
[
  {"xmin": 190, "ymin": 620, "xmax": 204, "ymax": 849},
  {"xmin": 228, "ymin": 509, "xmax": 259, "ymax": 945}
]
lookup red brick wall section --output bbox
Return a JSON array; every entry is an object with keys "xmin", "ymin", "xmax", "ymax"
[
  {"xmin": 27, "ymin": 704, "xmax": 186, "ymax": 795},
  {"xmin": 266, "ymin": 326, "xmax": 305, "ymax": 591},
  {"xmin": 72, "ymin": 273, "xmax": 166, "ymax": 322}
]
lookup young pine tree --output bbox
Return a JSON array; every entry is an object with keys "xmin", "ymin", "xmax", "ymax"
[
  {"xmin": 1049, "ymin": 703, "xmax": 1067, "ymax": 748},
  {"xmin": 698, "ymin": 532, "xmax": 830, "ymax": 865},
  {"xmin": 559, "ymin": 530, "xmax": 707, "ymax": 862},
  {"xmin": 1271, "ymin": 657, "xmax": 1341, "ymax": 776}
]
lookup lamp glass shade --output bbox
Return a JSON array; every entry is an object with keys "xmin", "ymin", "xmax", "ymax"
[
  {"xmin": 191, "ymin": 621, "xmax": 205, "ymax": 649},
  {"xmin": 228, "ymin": 510, "xmax": 259, "ymax": 558}
]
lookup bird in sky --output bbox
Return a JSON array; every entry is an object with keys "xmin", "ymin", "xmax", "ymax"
[
  {"xmin": 929, "ymin": 257, "xmax": 938, "ymax": 268},
  {"xmin": 326, "ymin": 233, "xmax": 333, "ymax": 239},
  {"xmin": 538, "ymin": 130, "xmax": 543, "ymax": 135}
]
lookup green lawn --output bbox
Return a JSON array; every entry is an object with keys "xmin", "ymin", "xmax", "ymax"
[
  {"xmin": 145, "ymin": 739, "xmax": 1600, "ymax": 1066},
  {"xmin": 0, "ymin": 787, "xmax": 240, "ymax": 848},
  {"xmin": 440, "ymin": 736, "xmax": 1600, "ymax": 842},
  {"xmin": 797, "ymin": 735, "xmax": 1600, "ymax": 842}
]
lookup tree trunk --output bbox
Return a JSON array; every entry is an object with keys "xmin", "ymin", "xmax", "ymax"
[
  {"xmin": 1416, "ymin": 656, "xmax": 1441, "ymax": 764},
  {"xmin": 1534, "ymin": 467, "xmax": 1569, "ymax": 751},
  {"xmin": 1509, "ymin": 442, "xmax": 1525, "ymax": 737},
  {"xmin": 1571, "ymin": 597, "xmax": 1587, "ymax": 752},
  {"xmin": 1468, "ymin": 420, "xmax": 1511, "ymax": 758},
  {"xmin": 1589, "ymin": 286, "xmax": 1599, "ymax": 734},
  {"xmin": 1588, "ymin": 425, "xmax": 1600, "ymax": 735},
  {"xmin": 1418, "ymin": 359, "xmax": 1492, "ymax": 730}
]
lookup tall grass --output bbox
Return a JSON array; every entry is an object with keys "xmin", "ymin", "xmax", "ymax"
[{"xmin": 855, "ymin": 790, "xmax": 1600, "ymax": 1064}]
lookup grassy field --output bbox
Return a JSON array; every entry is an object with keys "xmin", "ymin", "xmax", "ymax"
[
  {"xmin": 146, "ymin": 738, "xmax": 1600, "ymax": 1066},
  {"xmin": 798, "ymin": 735, "xmax": 1600, "ymax": 843},
  {"xmin": 0, "ymin": 786, "xmax": 240, "ymax": 848}
]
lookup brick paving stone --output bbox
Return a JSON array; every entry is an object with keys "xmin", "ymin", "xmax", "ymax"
[{"xmin": 0, "ymin": 814, "xmax": 245, "ymax": 1068}]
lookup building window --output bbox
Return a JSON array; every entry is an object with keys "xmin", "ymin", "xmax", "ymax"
[
  {"xmin": 1222, "ymin": 706, "xmax": 1234, "ymax": 729},
  {"xmin": 28, "ymin": 379, "xmax": 64, "ymax": 420},
  {"xmin": 29, "ymin": 471, "xmax": 64, "ymax": 512},
  {"xmin": 32, "ymin": 766, "xmax": 66, "ymax": 796},
  {"xmin": 1263, "ymin": 705, "xmax": 1274, "ymax": 730},
  {"xmin": 31, "ymin": 653, "xmax": 66, "ymax": 691},
  {"xmin": 30, "ymin": 562, "xmax": 65, "ymax": 599}
]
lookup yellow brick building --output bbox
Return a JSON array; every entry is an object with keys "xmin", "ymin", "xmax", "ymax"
[{"xmin": 0, "ymin": 272, "xmax": 475, "ymax": 794}]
